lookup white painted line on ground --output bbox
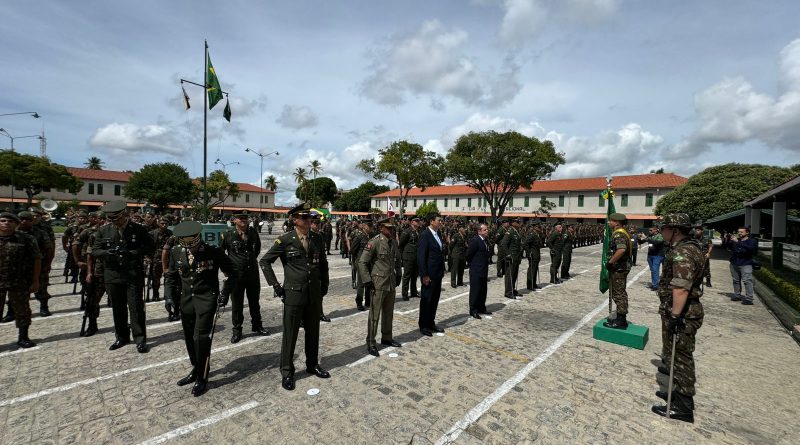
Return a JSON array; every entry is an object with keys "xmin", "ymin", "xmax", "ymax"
[
  {"xmin": 435, "ymin": 266, "xmax": 649, "ymax": 445},
  {"xmin": 396, "ymin": 291, "xmax": 470, "ymax": 315},
  {"xmin": 137, "ymin": 401, "xmax": 260, "ymax": 445},
  {"xmin": 0, "ymin": 346, "xmax": 41, "ymax": 358},
  {"xmin": 347, "ymin": 346, "xmax": 397, "ymax": 368}
]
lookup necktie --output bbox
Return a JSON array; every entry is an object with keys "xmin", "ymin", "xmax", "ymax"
[{"xmin": 300, "ymin": 235, "xmax": 308, "ymax": 252}]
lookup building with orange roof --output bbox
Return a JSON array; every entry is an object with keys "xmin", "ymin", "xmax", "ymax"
[{"xmin": 370, "ymin": 173, "xmax": 687, "ymax": 225}]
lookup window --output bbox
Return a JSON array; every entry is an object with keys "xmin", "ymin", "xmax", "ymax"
[
  {"xmin": 114, "ymin": 185, "xmax": 121, "ymax": 196},
  {"xmin": 467, "ymin": 198, "xmax": 472, "ymax": 207},
  {"xmin": 645, "ymin": 193, "xmax": 654, "ymax": 207},
  {"xmin": 599, "ymin": 195, "xmax": 605, "ymax": 207},
  {"xmin": 88, "ymin": 183, "xmax": 95, "ymax": 195},
  {"xmin": 509, "ymin": 197, "xmax": 514, "ymax": 207},
  {"xmin": 444, "ymin": 198, "xmax": 448, "ymax": 207},
  {"xmin": 265, "ymin": 195, "xmax": 269, "ymax": 204},
  {"xmin": 455, "ymin": 198, "xmax": 460, "ymax": 207},
  {"xmin": 621, "ymin": 194, "xmax": 629, "ymax": 207},
  {"xmin": 558, "ymin": 195, "xmax": 564, "ymax": 207},
  {"xmin": 423, "ymin": 199, "xmax": 427, "ymax": 205},
  {"xmin": 232, "ymin": 195, "xmax": 237, "ymax": 203},
  {"xmin": 245, "ymin": 194, "xmax": 250, "ymax": 203},
  {"xmin": 97, "ymin": 184, "xmax": 103, "ymax": 195},
  {"xmin": 577, "ymin": 194, "xmax": 584, "ymax": 207},
  {"xmin": 413, "ymin": 199, "xmax": 417, "ymax": 207},
  {"xmin": 524, "ymin": 196, "xmax": 529, "ymax": 207}
]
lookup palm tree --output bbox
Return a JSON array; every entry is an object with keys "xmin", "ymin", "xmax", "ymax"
[
  {"xmin": 308, "ymin": 160, "xmax": 322, "ymax": 206},
  {"xmin": 293, "ymin": 167, "xmax": 308, "ymax": 201},
  {"xmin": 85, "ymin": 156, "xmax": 104, "ymax": 170},
  {"xmin": 264, "ymin": 175, "xmax": 279, "ymax": 191}
]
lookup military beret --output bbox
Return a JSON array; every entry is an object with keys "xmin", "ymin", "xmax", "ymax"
[
  {"xmin": 378, "ymin": 217, "xmax": 396, "ymax": 228},
  {"xmin": 411, "ymin": 217, "xmax": 421, "ymax": 222},
  {"xmin": 173, "ymin": 220, "xmax": 203, "ymax": 238},
  {"xmin": 17, "ymin": 211, "xmax": 34, "ymax": 220},
  {"xmin": 0, "ymin": 212, "xmax": 20, "ymax": 223},
  {"xmin": 30, "ymin": 207, "xmax": 46, "ymax": 215},
  {"xmin": 288, "ymin": 202, "xmax": 312, "ymax": 217},
  {"xmin": 158, "ymin": 216, "xmax": 170, "ymax": 223},
  {"xmin": 101, "ymin": 200, "xmax": 127, "ymax": 219},
  {"xmin": 609, "ymin": 213, "xmax": 627, "ymax": 222}
]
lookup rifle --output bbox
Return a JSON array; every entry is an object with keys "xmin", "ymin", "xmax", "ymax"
[
  {"xmin": 145, "ymin": 259, "xmax": 154, "ymax": 301},
  {"xmin": 79, "ymin": 282, "xmax": 90, "ymax": 336},
  {"xmin": 665, "ymin": 331, "xmax": 678, "ymax": 418}
]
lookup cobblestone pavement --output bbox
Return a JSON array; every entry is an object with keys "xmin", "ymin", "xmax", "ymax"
[{"xmin": 0, "ymin": 233, "xmax": 798, "ymax": 444}]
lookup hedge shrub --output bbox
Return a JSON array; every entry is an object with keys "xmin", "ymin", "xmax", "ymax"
[{"xmin": 754, "ymin": 266, "xmax": 800, "ymax": 313}]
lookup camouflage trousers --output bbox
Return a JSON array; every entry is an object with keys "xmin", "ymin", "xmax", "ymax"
[
  {"xmin": 610, "ymin": 269, "xmax": 629, "ymax": 315},
  {"xmin": 662, "ymin": 317, "xmax": 704, "ymax": 397},
  {"xmin": 0, "ymin": 288, "xmax": 32, "ymax": 328}
]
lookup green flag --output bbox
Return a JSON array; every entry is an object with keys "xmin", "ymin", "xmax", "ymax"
[
  {"xmin": 207, "ymin": 54, "xmax": 223, "ymax": 109},
  {"xmin": 599, "ymin": 187, "xmax": 616, "ymax": 293},
  {"xmin": 223, "ymin": 97, "xmax": 231, "ymax": 122}
]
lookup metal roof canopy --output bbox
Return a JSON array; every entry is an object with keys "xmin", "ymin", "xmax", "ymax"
[{"xmin": 743, "ymin": 175, "xmax": 800, "ymax": 209}]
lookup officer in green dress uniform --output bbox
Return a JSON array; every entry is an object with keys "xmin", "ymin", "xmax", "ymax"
[
  {"xmin": 398, "ymin": 217, "xmax": 421, "ymax": 300},
  {"xmin": 560, "ymin": 224, "xmax": 575, "ymax": 279},
  {"xmin": 350, "ymin": 220, "xmax": 371, "ymax": 311},
  {"xmin": 449, "ymin": 223, "xmax": 467, "ymax": 288},
  {"xmin": 546, "ymin": 222, "xmax": 564, "ymax": 284},
  {"xmin": 259, "ymin": 203, "xmax": 331, "ymax": 391},
  {"xmin": 165, "ymin": 221, "xmax": 236, "ymax": 397},
  {"xmin": 91, "ymin": 200, "xmax": 154, "ymax": 353},
  {"xmin": 525, "ymin": 222, "xmax": 544, "ymax": 290},
  {"xmin": 501, "ymin": 218, "xmax": 523, "ymax": 298}
]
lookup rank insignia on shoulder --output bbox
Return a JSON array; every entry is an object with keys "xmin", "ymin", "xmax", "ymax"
[{"xmin": 275, "ymin": 239, "xmax": 282, "ymax": 244}]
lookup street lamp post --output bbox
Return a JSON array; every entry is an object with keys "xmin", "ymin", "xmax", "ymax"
[
  {"xmin": 214, "ymin": 158, "xmax": 240, "ymax": 215},
  {"xmin": 0, "ymin": 129, "xmax": 42, "ymax": 209},
  {"xmin": 244, "ymin": 148, "xmax": 279, "ymax": 220},
  {"xmin": 0, "ymin": 112, "xmax": 40, "ymax": 118}
]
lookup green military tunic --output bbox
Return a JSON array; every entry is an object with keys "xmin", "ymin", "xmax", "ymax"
[
  {"xmin": 547, "ymin": 228, "xmax": 564, "ymax": 283},
  {"xmin": 398, "ymin": 225, "xmax": 420, "ymax": 298},
  {"xmin": 350, "ymin": 228, "xmax": 370, "ymax": 306},
  {"xmin": 449, "ymin": 230, "xmax": 467, "ymax": 287},
  {"xmin": 560, "ymin": 227, "xmax": 575, "ymax": 278},
  {"xmin": 501, "ymin": 226, "xmax": 522, "ymax": 297},
  {"xmin": 525, "ymin": 229, "xmax": 543, "ymax": 290},
  {"xmin": 358, "ymin": 232, "xmax": 402, "ymax": 347},
  {"xmin": 220, "ymin": 226, "xmax": 264, "ymax": 334}
]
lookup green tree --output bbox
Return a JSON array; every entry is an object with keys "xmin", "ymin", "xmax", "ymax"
[
  {"xmin": 308, "ymin": 159, "xmax": 322, "ymax": 205},
  {"xmin": 537, "ymin": 196, "xmax": 556, "ymax": 215},
  {"xmin": 654, "ymin": 163, "xmax": 800, "ymax": 221},
  {"xmin": 192, "ymin": 169, "xmax": 239, "ymax": 217},
  {"xmin": 0, "ymin": 150, "xmax": 83, "ymax": 207},
  {"xmin": 293, "ymin": 167, "xmax": 308, "ymax": 201},
  {"xmin": 85, "ymin": 156, "xmax": 104, "ymax": 170},
  {"xmin": 296, "ymin": 176, "xmax": 337, "ymax": 207},
  {"xmin": 445, "ymin": 131, "xmax": 565, "ymax": 221},
  {"xmin": 264, "ymin": 175, "xmax": 279, "ymax": 192},
  {"xmin": 333, "ymin": 181, "xmax": 390, "ymax": 212},
  {"xmin": 415, "ymin": 201, "xmax": 440, "ymax": 221},
  {"xmin": 124, "ymin": 162, "xmax": 194, "ymax": 211},
  {"xmin": 357, "ymin": 140, "xmax": 445, "ymax": 217}
]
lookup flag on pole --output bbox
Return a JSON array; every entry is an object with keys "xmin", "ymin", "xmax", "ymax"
[
  {"xmin": 207, "ymin": 53, "xmax": 223, "ymax": 109},
  {"xmin": 223, "ymin": 97, "xmax": 231, "ymax": 122},
  {"xmin": 599, "ymin": 185, "xmax": 616, "ymax": 293},
  {"xmin": 387, "ymin": 197, "xmax": 395, "ymax": 217},
  {"xmin": 181, "ymin": 84, "xmax": 191, "ymax": 110}
]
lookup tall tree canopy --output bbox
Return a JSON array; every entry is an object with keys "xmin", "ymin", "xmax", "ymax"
[
  {"xmin": 445, "ymin": 131, "xmax": 565, "ymax": 221},
  {"xmin": 296, "ymin": 176, "xmax": 337, "ymax": 207},
  {"xmin": 333, "ymin": 181, "xmax": 389, "ymax": 212},
  {"xmin": 0, "ymin": 150, "xmax": 83, "ymax": 206},
  {"xmin": 193, "ymin": 169, "xmax": 239, "ymax": 217},
  {"xmin": 85, "ymin": 156, "xmax": 104, "ymax": 170},
  {"xmin": 124, "ymin": 162, "xmax": 194, "ymax": 210},
  {"xmin": 264, "ymin": 175, "xmax": 279, "ymax": 191},
  {"xmin": 357, "ymin": 140, "xmax": 445, "ymax": 217},
  {"xmin": 654, "ymin": 163, "xmax": 800, "ymax": 221}
]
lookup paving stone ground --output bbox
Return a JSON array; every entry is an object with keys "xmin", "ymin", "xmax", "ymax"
[{"xmin": 1, "ymin": 230, "xmax": 798, "ymax": 444}]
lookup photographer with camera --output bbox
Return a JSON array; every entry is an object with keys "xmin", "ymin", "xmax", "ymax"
[
  {"xmin": 722, "ymin": 226, "xmax": 758, "ymax": 305},
  {"xmin": 91, "ymin": 201, "xmax": 154, "ymax": 353}
]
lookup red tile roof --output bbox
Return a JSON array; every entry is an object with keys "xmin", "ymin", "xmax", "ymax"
[
  {"xmin": 66, "ymin": 167, "xmax": 274, "ymax": 193},
  {"xmin": 372, "ymin": 173, "xmax": 687, "ymax": 197}
]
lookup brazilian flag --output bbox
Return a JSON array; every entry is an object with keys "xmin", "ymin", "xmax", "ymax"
[
  {"xmin": 207, "ymin": 54, "xmax": 223, "ymax": 109},
  {"xmin": 599, "ymin": 187, "xmax": 616, "ymax": 293}
]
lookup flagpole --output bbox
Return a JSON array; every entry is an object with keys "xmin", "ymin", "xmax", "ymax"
[{"xmin": 203, "ymin": 40, "xmax": 209, "ymax": 222}]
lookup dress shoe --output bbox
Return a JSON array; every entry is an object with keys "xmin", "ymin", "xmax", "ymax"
[
  {"xmin": 471, "ymin": 313, "xmax": 482, "ymax": 320},
  {"xmin": 252, "ymin": 327, "xmax": 270, "ymax": 336},
  {"xmin": 367, "ymin": 345, "xmax": 380, "ymax": 357},
  {"xmin": 420, "ymin": 329, "xmax": 433, "ymax": 337},
  {"xmin": 191, "ymin": 379, "xmax": 208, "ymax": 397},
  {"xmin": 177, "ymin": 369, "xmax": 197, "ymax": 386},
  {"xmin": 504, "ymin": 295, "xmax": 517, "ymax": 300},
  {"xmin": 479, "ymin": 310, "xmax": 492, "ymax": 315},
  {"xmin": 306, "ymin": 365, "xmax": 331, "ymax": 378},
  {"xmin": 741, "ymin": 300, "xmax": 754, "ymax": 305},
  {"xmin": 231, "ymin": 331, "xmax": 243, "ymax": 343},
  {"xmin": 320, "ymin": 314, "xmax": 331, "ymax": 322},
  {"xmin": 83, "ymin": 319, "xmax": 98, "ymax": 337},
  {"xmin": 109, "ymin": 338, "xmax": 130, "ymax": 350},
  {"xmin": 282, "ymin": 375, "xmax": 295, "ymax": 391},
  {"xmin": 136, "ymin": 342, "xmax": 149, "ymax": 353},
  {"xmin": 651, "ymin": 404, "xmax": 694, "ymax": 423},
  {"xmin": 730, "ymin": 294, "xmax": 742, "ymax": 301},
  {"xmin": 357, "ymin": 303, "xmax": 365, "ymax": 311},
  {"xmin": 433, "ymin": 326, "xmax": 444, "ymax": 333},
  {"xmin": 40, "ymin": 306, "xmax": 52, "ymax": 317},
  {"xmin": 380, "ymin": 339, "xmax": 402, "ymax": 347},
  {"xmin": 1, "ymin": 313, "xmax": 15, "ymax": 323},
  {"xmin": 402, "ymin": 296, "xmax": 409, "ymax": 301},
  {"xmin": 513, "ymin": 290, "xmax": 521, "ymax": 296},
  {"xmin": 17, "ymin": 327, "xmax": 35, "ymax": 348}
]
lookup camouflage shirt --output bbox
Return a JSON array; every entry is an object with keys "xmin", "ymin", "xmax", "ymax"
[
  {"xmin": 0, "ymin": 231, "xmax": 41, "ymax": 290},
  {"xmin": 610, "ymin": 228, "xmax": 632, "ymax": 271},
  {"xmin": 657, "ymin": 237, "xmax": 705, "ymax": 318}
]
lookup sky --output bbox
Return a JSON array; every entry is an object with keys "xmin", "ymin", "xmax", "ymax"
[{"xmin": 2, "ymin": 0, "xmax": 799, "ymax": 205}]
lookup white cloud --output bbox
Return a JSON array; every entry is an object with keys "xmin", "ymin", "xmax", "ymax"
[
  {"xmin": 359, "ymin": 20, "xmax": 521, "ymax": 108},
  {"xmin": 665, "ymin": 38, "xmax": 800, "ymax": 160},
  {"xmin": 442, "ymin": 112, "xmax": 561, "ymax": 146},
  {"xmin": 498, "ymin": 0, "xmax": 621, "ymax": 45},
  {"xmin": 89, "ymin": 122, "xmax": 185, "ymax": 156},
  {"xmin": 275, "ymin": 105, "xmax": 319, "ymax": 129}
]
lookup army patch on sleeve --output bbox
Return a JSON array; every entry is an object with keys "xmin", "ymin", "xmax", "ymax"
[{"xmin": 275, "ymin": 239, "xmax": 282, "ymax": 245}]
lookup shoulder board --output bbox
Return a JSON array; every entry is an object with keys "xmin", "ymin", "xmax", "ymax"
[{"xmin": 274, "ymin": 238, "xmax": 282, "ymax": 244}]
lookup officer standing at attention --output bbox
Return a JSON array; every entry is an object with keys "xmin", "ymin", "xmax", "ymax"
[
  {"xmin": 165, "ymin": 221, "xmax": 236, "ymax": 396},
  {"xmin": 525, "ymin": 222, "xmax": 544, "ymax": 291},
  {"xmin": 501, "ymin": 218, "xmax": 523, "ymax": 299},
  {"xmin": 92, "ymin": 200, "xmax": 154, "ymax": 353},
  {"xmin": 260, "ymin": 203, "xmax": 331, "ymax": 391},
  {"xmin": 560, "ymin": 223, "xmax": 575, "ymax": 279},
  {"xmin": 0, "ymin": 212, "xmax": 41, "ymax": 348},
  {"xmin": 449, "ymin": 223, "xmax": 467, "ymax": 288},
  {"xmin": 220, "ymin": 211, "xmax": 269, "ymax": 343},
  {"xmin": 358, "ymin": 218, "xmax": 403, "ymax": 357},
  {"xmin": 603, "ymin": 213, "xmax": 632, "ymax": 329},
  {"xmin": 494, "ymin": 218, "xmax": 509, "ymax": 277},
  {"xmin": 652, "ymin": 213, "xmax": 706, "ymax": 423},
  {"xmin": 398, "ymin": 217, "xmax": 421, "ymax": 300},
  {"xmin": 31, "ymin": 208, "xmax": 55, "ymax": 316},
  {"xmin": 546, "ymin": 222, "xmax": 564, "ymax": 284},
  {"xmin": 693, "ymin": 224, "xmax": 713, "ymax": 287},
  {"xmin": 147, "ymin": 216, "xmax": 173, "ymax": 302},
  {"xmin": 350, "ymin": 220, "xmax": 371, "ymax": 311}
]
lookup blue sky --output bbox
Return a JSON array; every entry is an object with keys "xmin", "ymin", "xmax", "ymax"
[{"xmin": 2, "ymin": 0, "xmax": 798, "ymax": 205}]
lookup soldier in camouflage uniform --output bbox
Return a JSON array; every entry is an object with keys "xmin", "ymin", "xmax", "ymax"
[
  {"xmin": 62, "ymin": 211, "xmax": 87, "ymax": 286},
  {"xmin": 652, "ymin": 213, "xmax": 705, "ymax": 423},
  {"xmin": 449, "ymin": 224, "xmax": 467, "ymax": 288},
  {"xmin": 147, "ymin": 216, "xmax": 173, "ymax": 302},
  {"xmin": 31, "ymin": 208, "xmax": 55, "ymax": 316},
  {"xmin": 603, "ymin": 213, "xmax": 632, "ymax": 329},
  {"xmin": 501, "ymin": 218, "xmax": 523, "ymax": 299},
  {"xmin": 350, "ymin": 220, "xmax": 371, "ymax": 311},
  {"xmin": 693, "ymin": 224, "xmax": 713, "ymax": 287},
  {"xmin": 560, "ymin": 224, "xmax": 575, "ymax": 279},
  {"xmin": 358, "ymin": 218, "xmax": 403, "ymax": 357},
  {"xmin": 398, "ymin": 217, "xmax": 421, "ymax": 300},
  {"xmin": 14, "ymin": 211, "xmax": 53, "ymax": 318},
  {"xmin": 546, "ymin": 222, "xmax": 564, "ymax": 284},
  {"xmin": 525, "ymin": 222, "xmax": 544, "ymax": 290},
  {"xmin": 0, "ymin": 212, "xmax": 41, "ymax": 348},
  {"xmin": 494, "ymin": 219, "xmax": 509, "ymax": 277},
  {"xmin": 74, "ymin": 211, "xmax": 105, "ymax": 336}
]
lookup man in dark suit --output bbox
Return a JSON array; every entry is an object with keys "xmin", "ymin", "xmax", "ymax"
[
  {"xmin": 417, "ymin": 213, "xmax": 445, "ymax": 336},
  {"xmin": 465, "ymin": 223, "xmax": 491, "ymax": 319}
]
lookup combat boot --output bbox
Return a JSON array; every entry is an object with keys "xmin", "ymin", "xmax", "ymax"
[
  {"xmin": 17, "ymin": 326, "xmax": 36, "ymax": 348},
  {"xmin": 84, "ymin": 318, "xmax": 99, "ymax": 337},
  {"xmin": 1, "ymin": 307, "xmax": 14, "ymax": 323},
  {"xmin": 603, "ymin": 314, "xmax": 628, "ymax": 329},
  {"xmin": 230, "ymin": 328, "xmax": 243, "ymax": 344},
  {"xmin": 652, "ymin": 393, "xmax": 694, "ymax": 423},
  {"xmin": 705, "ymin": 277, "xmax": 712, "ymax": 287},
  {"xmin": 39, "ymin": 301, "xmax": 52, "ymax": 317}
]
